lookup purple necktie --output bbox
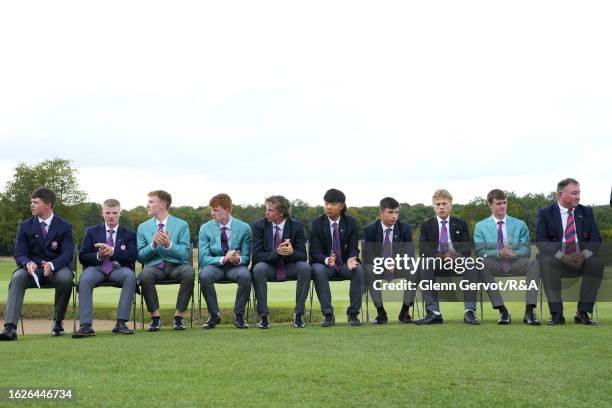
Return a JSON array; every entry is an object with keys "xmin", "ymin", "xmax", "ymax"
[
  {"xmin": 274, "ymin": 226, "xmax": 286, "ymax": 280},
  {"xmin": 221, "ymin": 226, "xmax": 229, "ymax": 254},
  {"xmin": 382, "ymin": 228, "xmax": 393, "ymax": 281},
  {"xmin": 497, "ymin": 221, "xmax": 511, "ymax": 273},
  {"xmin": 439, "ymin": 220, "xmax": 449, "ymax": 253},
  {"xmin": 40, "ymin": 221, "xmax": 48, "ymax": 238},
  {"xmin": 156, "ymin": 223, "xmax": 166, "ymax": 270},
  {"xmin": 331, "ymin": 222, "xmax": 343, "ymax": 272},
  {"xmin": 101, "ymin": 229, "xmax": 115, "ymax": 274},
  {"xmin": 564, "ymin": 209, "xmax": 577, "ymax": 254}
]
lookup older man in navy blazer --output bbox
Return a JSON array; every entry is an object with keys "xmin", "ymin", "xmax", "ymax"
[
  {"xmin": 73, "ymin": 199, "xmax": 137, "ymax": 338},
  {"xmin": 536, "ymin": 178, "xmax": 604, "ymax": 325},
  {"xmin": 252, "ymin": 195, "xmax": 311, "ymax": 329},
  {"xmin": 0, "ymin": 188, "xmax": 74, "ymax": 341},
  {"xmin": 310, "ymin": 188, "xmax": 365, "ymax": 327}
]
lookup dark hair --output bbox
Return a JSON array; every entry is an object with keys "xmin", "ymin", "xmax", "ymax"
[
  {"xmin": 31, "ymin": 188, "xmax": 56, "ymax": 208},
  {"xmin": 324, "ymin": 188, "xmax": 347, "ymax": 215},
  {"xmin": 486, "ymin": 189, "xmax": 507, "ymax": 204},
  {"xmin": 557, "ymin": 178, "xmax": 579, "ymax": 193},
  {"xmin": 379, "ymin": 197, "xmax": 399, "ymax": 210},
  {"xmin": 148, "ymin": 190, "xmax": 172, "ymax": 209},
  {"xmin": 265, "ymin": 195, "xmax": 290, "ymax": 218},
  {"xmin": 209, "ymin": 193, "xmax": 232, "ymax": 211}
]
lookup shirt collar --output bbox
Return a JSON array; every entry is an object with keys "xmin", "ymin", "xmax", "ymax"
[
  {"xmin": 218, "ymin": 216, "xmax": 233, "ymax": 229},
  {"xmin": 105, "ymin": 223, "xmax": 119, "ymax": 232},
  {"xmin": 558, "ymin": 202, "xmax": 573, "ymax": 214},
  {"xmin": 436, "ymin": 215, "xmax": 450, "ymax": 224},
  {"xmin": 273, "ymin": 219, "xmax": 286, "ymax": 230},
  {"xmin": 156, "ymin": 216, "xmax": 169, "ymax": 227},
  {"xmin": 328, "ymin": 216, "xmax": 341, "ymax": 227},
  {"xmin": 381, "ymin": 221, "xmax": 395, "ymax": 232},
  {"xmin": 38, "ymin": 213, "xmax": 54, "ymax": 226},
  {"xmin": 491, "ymin": 215, "xmax": 507, "ymax": 224}
]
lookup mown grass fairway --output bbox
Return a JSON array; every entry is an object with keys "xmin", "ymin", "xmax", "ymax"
[{"xmin": 1, "ymin": 258, "xmax": 612, "ymax": 407}]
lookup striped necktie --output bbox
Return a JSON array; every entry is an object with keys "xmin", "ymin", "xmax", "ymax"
[
  {"xmin": 497, "ymin": 221, "xmax": 511, "ymax": 273},
  {"xmin": 101, "ymin": 229, "xmax": 115, "ymax": 274},
  {"xmin": 564, "ymin": 209, "xmax": 577, "ymax": 254}
]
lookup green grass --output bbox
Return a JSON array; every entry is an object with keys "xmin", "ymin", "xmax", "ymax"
[{"xmin": 2, "ymin": 257, "xmax": 612, "ymax": 407}]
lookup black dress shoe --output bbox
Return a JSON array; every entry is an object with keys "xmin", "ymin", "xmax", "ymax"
[
  {"xmin": 348, "ymin": 314, "xmax": 362, "ymax": 326},
  {"xmin": 321, "ymin": 313, "xmax": 335, "ymax": 327},
  {"xmin": 51, "ymin": 321, "xmax": 65, "ymax": 336},
  {"xmin": 112, "ymin": 322, "xmax": 134, "ymax": 335},
  {"xmin": 72, "ymin": 324, "xmax": 96, "ymax": 338},
  {"xmin": 415, "ymin": 313, "xmax": 443, "ymax": 325},
  {"xmin": 523, "ymin": 312, "xmax": 541, "ymax": 326},
  {"xmin": 174, "ymin": 316, "xmax": 187, "ymax": 331},
  {"xmin": 574, "ymin": 311, "xmax": 598, "ymax": 325},
  {"xmin": 373, "ymin": 312, "xmax": 388, "ymax": 325},
  {"xmin": 203, "ymin": 314, "xmax": 221, "ymax": 329},
  {"xmin": 0, "ymin": 326, "xmax": 17, "ymax": 341},
  {"xmin": 293, "ymin": 314, "xmax": 305, "ymax": 328},
  {"xmin": 398, "ymin": 309, "xmax": 413, "ymax": 324},
  {"xmin": 497, "ymin": 311, "xmax": 512, "ymax": 325},
  {"xmin": 234, "ymin": 314, "xmax": 248, "ymax": 329},
  {"xmin": 547, "ymin": 314, "xmax": 566, "ymax": 325},
  {"xmin": 257, "ymin": 315, "xmax": 271, "ymax": 329},
  {"xmin": 464, "ymin": 310, "xmax": 480, "ymax": 325},
  {"xmin": 148, "ymin": 319, "xmax": 161, "ymax": 332}
]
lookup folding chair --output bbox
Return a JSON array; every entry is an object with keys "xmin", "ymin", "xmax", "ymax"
[
  {"xmin": 19, "ymin": 244, "xmax": 78, "ymax": 335},
  {"xmin": 138, "ymin": 243, "xmax": 196, "ymax": 330}
]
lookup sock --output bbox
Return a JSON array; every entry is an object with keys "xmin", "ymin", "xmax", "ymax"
[
  {"xmin": 376, "ymin": 306, "xmax": 386, "ymax": 314},
  {"xmin": 152, "ymin": 316, "xmax": 160, "ymax": 323},
  {"xmin": 116, "ymin": 319, "xmax": 126, "ymax": 325},
  {"xmin": 400, "ymin": 304, "xmax": 410, "ymax": 313},
  {"xmin": 525, "ymin": 305, "xmax": 534, "ymax": 314},
  {"xmin": 5, "ymin": 323, "xmax": 17, "ymax": 330},
  {"xmin": 498, "ymin": 305, "xmax": 508, "ymax": 314}
]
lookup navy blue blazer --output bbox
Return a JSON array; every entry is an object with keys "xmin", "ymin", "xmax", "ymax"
[
  {"xmin": 309, "ymin": 214, "xmax": 360, "ymax": 265},
  {"xmin": 251, "ymin": 217, "xmax": 307, "ymax": 266},
  {"xmin": 14, "ymin": 214, "xmax": 74, "ymax": 271},
  {"xmin": 362, "ymin": 220, "xmax": 415, "ymax": 262},
  {"xmin": 79, "ymin": 224, "xmax": 137, "ymax": 269},
  {"xmin": 535, "ymin": 203, "xmax": 602, "ymax": 256},
  {"xmin": 418, "ymin": 216, "xmax": 472, "ymax": 258}
]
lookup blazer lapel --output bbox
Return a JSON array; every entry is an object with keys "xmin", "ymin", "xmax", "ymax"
[
  {"xmin": 265, "ymin": 220, "xmax": 274, "ymax": 250},
  {"xmin": 282, "ymin": 219, "xmax": 291, "ymax": 241},
  {"xmin": 553, "ymin": 204, "xmax": 564, "ymax": 239},
  {"xmin": 376, "ymin": 221, "xmax": 384, "ymax": 243},
  {"xmin": 322, "ymin": 216, "xmax": 333, "ymax": 251},
  {"xmin": 574, "ymin": 206, "xmax": 584, "ymax": 241},
  {"xmin": 45, "ymin": 216, "xmax": 59, "ymax": 244},
  {"xmin": 114, "ymin": 225, "xmax": 124, "ymax": 248},
  {"xmin": 339, "ymin": 216, "xmax": 347, "ymax": 247},
  {"xmin": 430, "ymin": 218, "xmax": 440, "ymax": 244}
]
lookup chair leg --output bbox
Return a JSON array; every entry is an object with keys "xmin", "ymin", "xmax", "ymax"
[
  {"xmin": 539, "ymin": 279, "xmax": 543, "ymax": 321},
  {"xmin": 190, "ymin": 286, "xmax": 194, "ymax": 329},
  {"xmin": 308, "ymin": 281, "xmax": 314, "ymax": 324},
  {"xmin": 140, "ymin": 289, "xmax": 145, "ymax": 331},
  {"xmin": 73, "ymin": 285, "xmax": 78, "ymax": 334},
  {"xmin": 132, "ymin": 294, "xmax": 137, "ymax": 331},
  {"xmin": 365, "ymin": 289, "xmax": 369, "ymax": 323},
  {"xmin": 479, "ymin": 288, "xmax": 484, "ymax": 321},
  {"xmin": 20, "ymin": 314, "xmax": 25, "ymax": 336},
  {"xmin": 198, "ymin": 279, "xmax": 202, "ymax": 322}
]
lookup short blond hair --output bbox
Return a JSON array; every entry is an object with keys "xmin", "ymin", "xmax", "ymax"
[
  {"xmin": 103, "ymin": 198, "xmax": 121, "ymax": 208},
  {"xmin": 432, "ymin": 189, "xmax": 453, "ymax": 203}
]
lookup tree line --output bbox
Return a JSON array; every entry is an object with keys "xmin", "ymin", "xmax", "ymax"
[{"xmin": 1, "ymin": 159, "xmax": 610, "ymax": 256}]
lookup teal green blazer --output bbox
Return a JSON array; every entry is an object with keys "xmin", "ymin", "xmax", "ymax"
[
  {"xmin": 198, "ymin": 217, "xmax": 252, "ymax": 267},
  {"xmin": 137, "ymin": 215, "xmax": 191, "ymax": 267},
  {"xmin": 474, "ymin": 215, "xmax": 531, "ymax": 258}
]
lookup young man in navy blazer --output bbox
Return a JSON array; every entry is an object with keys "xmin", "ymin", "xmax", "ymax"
[
  {"xmin": 536, "ymin": 178, "xmax": 604, "ymax": 325},
  {"xmin": 252, "ymin": 195, "xmax": 311, "ymax": 328},
  {"xmin": 363, "ymin": 197, "xmax": 416, "ymax": 324},
  {"xmin": 310, "ymin": 188, "xmax": 365, "ymax": 327},
  {"xmin": 73, "ymin": 199, "xmax": 137, "ymax": 338},
  {"xmin": 415, "ymin": 189, "xmax": 478, "ymax": 325},
  {"xmin": 0, "ymin": 188, "xmax": 74, "ymax": 341}
]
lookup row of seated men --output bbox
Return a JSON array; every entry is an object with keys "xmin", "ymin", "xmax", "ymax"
[{"xmin": 0, "ymin": 177, "xmax": 604, "ymax": 341}]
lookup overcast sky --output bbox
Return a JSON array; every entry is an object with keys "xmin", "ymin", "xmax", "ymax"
[{"xmin": 0, "ymin": 1, "xmax": 610, "ymax": 209}]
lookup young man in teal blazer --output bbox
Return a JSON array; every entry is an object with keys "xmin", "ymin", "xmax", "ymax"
[
  {"xmin": 474, "ymin": 189, "xmax": 540, "ymax": 325},
  {"xmin": 137, "ymin": 190, "xmax": 195, "ymax": 331},
  {"xmin": 199, "ymin": 193, "xmax": 252, "ymax": 329}
]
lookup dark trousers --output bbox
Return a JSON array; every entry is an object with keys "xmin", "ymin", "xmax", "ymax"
[
  {"xmin": 139, "ymin": 263, "xmax": 194, "ymax": 313},
  {"xmin": 252, "ymin": 261, "xmax": 311, "ymax": 316},
  {"xmin": 3, "ymin": 267, "xmax": 73, "ymax": 327},
  {"xmin": 199, "ymin": 264, "xmax": 251, "ymax": 316},
  {"xmin": 417, "ymin": 263, "xmax": 479, "ymax": 314},
  {"xmin": 311, "ymin": 263, "xmax": 365, "ymax": 316},
  {"xmin": 539, "ymin": 254, "xmax": 603, "ymax": 314}
]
